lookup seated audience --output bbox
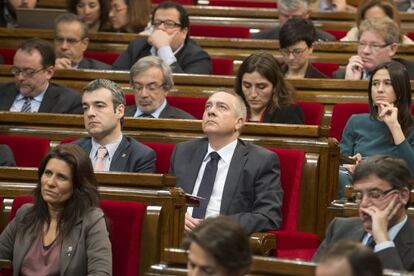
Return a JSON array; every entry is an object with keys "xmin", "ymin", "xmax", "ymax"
[
  {"xmin": 396, "ymin": 0, "xmax": 414, "ymax": 12},
  {"xmin": 234, "ymin": 52, "xmax": 304, "ymax": 124},
  {"xmin": 316, "ymin": 240, "xmax": 383, "ymax": 276},
  {"xmin": 341, "ymin": 0, "xmax": 413, "ymax": 44},
  {"xmin": 126, "ymin": 56, "xmax": 195, "ymax": 119},
  {"xmin": 314, "ymin": 155, "xmax": 414, "ymax": 271},
  {"xmin": 54, "ymin": 13, "xmax": 111, "ymax": 70},
  {"xmin": 279, "ymin": 18, "xmax": 327, "ymax": 79},
  {"xmin": 0, "ymin": 38, "xmax": 83, "ymax": 114},
  {"xmin": 338, "ymin": 61, "xmax": 414, "ymax": 197},
  {"xmin": 112, "ymin": 1, "xmax": 212, "ymax": 74},
  {"xmin": 0, "ymin": 144, "xmax": 16, "ymax": 166},
  {"xmin": 170, "ymin": 91, "xmax": 283, "ymax": 234},
  {"xmin": 67, "ymin": 0, "xmax": 108, "ymax": 32},
  {"xmin": 74, "ymin": 79, "xmax": 156, "ymax": 173},
  {"xmin": 0, "ymin": 143, "xmax": 112, "ymax": 274},
  {"xmin": 183, "ymin": 216, "xmax": 252, "ymax": 276},
  {"xmin": 310, "ymin": 0, "xmax": 354, "ymax": 12},
  {"xmin": 0, "ymin": 0, "xmax": 37, "ymax": 27},
  {"xmin": 107, "ymin": 0, "xmax": 151, "ymax": 33},
  {"xmin": 333, "ymin": 17, "xmax": 414, "ymax": 80},
  {"xmin": 251, "ymin": 0, "xmax": 335, "ymax": 41}
]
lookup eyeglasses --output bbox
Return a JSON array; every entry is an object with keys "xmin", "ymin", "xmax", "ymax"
[
  {"xmin": 133, "ymin": 82, "xmax": 165, "ymax": 92},
  {"xmin": 11, "ymin": 67, "xmax": 45, "ymax": 78},
  {"xmin": 353, "ymin": 187, "xmax": 398, "ymax": 203},
  {"xmin": 152, "ymin": 20, "xmax": 181, "ymax": 29},
  {"xmin": 54, "ymin": 36, "xmax": 83, "ymax": 45},
  {"xmin": 280, "ymin": 47, "xmax": 308, "ymax": 57},
  {"xmin": 358, "ymin": 42, "xmax": 390, "ymax": 52}
]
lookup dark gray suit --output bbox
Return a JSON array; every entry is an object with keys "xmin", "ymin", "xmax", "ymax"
[
  {"xmin": 0, "ymin": 145, "xmax": 15, "ymax": 166},
  {"xmin": 313, "ymin": 217, "xmax": 414, "ymax": 271},
  {"xmin": 73, "ymin": 136, "xmax": 156, "ymax": 173},
  {"xmin": 125, "ymin": 103, "xmax": 195, "ymax": 119},
  {"xmin": 169, "ymin": 138, "xmax": 283, "ymax": 234},
  {"xmin": 251, "ymin": 26, "xmax": 336, "ymax": 41},
  {"xmin": 112, "ymin": 38, "xmax": 212, "ymax": 74},
  {"xmin": 78, "ymin": 58, "xmax": 112, "ymax": 70},
  {"xmin": 0, "ymin": 82, "xmax": 83, "ymax": 114},
  {"xmin": 397, "ymin": 0, "xmax": 411, "ymax": 11}
]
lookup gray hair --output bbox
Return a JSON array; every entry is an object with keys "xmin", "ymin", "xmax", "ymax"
[
  {"xmin": 359, "ymin": 17, "xmax": 401, "ymax": 44},
  {"xmin": 129, "ymin": 56, "xmax": 174, "ymax": 91},
  {"xmin": 55, "ymin": 13, "xmax": 89, "ymax": 39},
  {"xmin": 212, "ymin": 90, "xmax": 247, "ymax": 119},
  {"xmin": 83, "ymin": 79, "xmax": 125, "ymax": 109},
  {"xmin": 277, "ymin": 0, "xmax": 309, "ymax": 11}
]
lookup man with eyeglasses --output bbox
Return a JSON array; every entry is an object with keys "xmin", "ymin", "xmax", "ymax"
[
  {"xmin": 0, "ymin": 38, "xmax": 83, "ymax": 114},
  {"xmin": 54, "ymin": 13, "xmax": 111, "ymax": 70},
  {"xmin": 333, "ymin": 17, "xmax": 414, "ymax": 80},
  {"xmin": 125, "ymin": 56, "xmax": 194, "ymax": 119},
  {"xmin": 251, "ymin": 0, "xmax": 335, "ymax": 41},
  {"xmin": 112, "ymin": 1, "xmax": 211, "ymax": 75},
  {"xmin": 313, "ymin": 155, "xmax": 414, "ymax": 271}
]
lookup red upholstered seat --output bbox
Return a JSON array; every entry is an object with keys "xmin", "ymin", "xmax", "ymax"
[
  {"xmin": 407, "ymin": 32, "xmax": 414, "ymax": 41},
  {"xmin": 166, "ymin": 96, "xmax": 207, "ymax": 119},
  {"xmin": 208, "ymin": 0, "xmax": 277, "ymax": 8},
  {"xmin": 0, "ymin": 48, "xmax": 16, "ymax": 65},
  {"xmin": 296, "ymin": 101, "xmax": 323, "ymax": 125},
  {"xmin": 311, "ymin": 62, "xmax": 340, "ymax": 78},
  {"xmin": 323, "ymin": 29, "xmax": 346, "ymax": 40},
  {"xmin": 189, "ymin": 25, "xmax": 250, "ymax": 38},
  {"xmin": 266, "ymin": 148, "xmax": 319, "ymax": 260},
  {"xmin": 0, "ymin": 135, "xmax": 50, "ymax": 167},
  {"xmin": 84, "ymin": 51, "xmax": 119, "ymax": 65},
  {"xmin": 141, "ymin": 142, "xmax": 175, "ymax": 173},
  {"xmin": 211, "ymin": 58, "xmax": 233, "ymax": 75},
  {"xmin": 124, "ymin": 94, "xmax": 135, "ymax": 106}
]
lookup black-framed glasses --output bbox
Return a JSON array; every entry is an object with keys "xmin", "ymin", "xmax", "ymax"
[
  {"xmin": 358, "ymin": 42, "xmax": 390, "ymax": 52},
  {"xmin": 133, "ymin": 82, "xmax": 165, "ymax": 92},
  {"xmin": 10, "ymin": 67, "xmax": 45, "ymax": 78},
  {"xmin": 152, "ymin": 20, "xmax": 181, "ymax": 29},
  {"xmin": 54, "ymin": 36, "xmax": 83, "ymax": 45},
  {"xmin": 353, "ymin": 187, "xmax": 398, "ymax": 203},
  {"xmin": 280, "ymin": 47, "xmax": 308, "ymax": 57}
]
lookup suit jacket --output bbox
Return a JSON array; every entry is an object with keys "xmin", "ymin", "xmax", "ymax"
[
  {"xmin": 281, "ymin": 63, "xmax": 328, "ymax": 79},
  {"xmin": 78, "ymin": 58, "xmax": 112, "ymax": 70},
  {"xmin": 0, "ymin": 204, "xmax": 112, "ymax": 276},
  {"xmin": 112, "ymin": 38, "xmax": 212, "ymax": 74},
  {"xmin": 170, "ymin": 138, "xmax": 283, "ymax": 234},
  {"xmin": 73, "ymin": 136, "xmax": 156, "ymax": 173},
  {"xmin": 263, "ymin": 104, "xmax": 305, "ymax": 124},
  {"xmin": 0, "ymin": 145, "xmax": 15, "ymax": 166},
  {"xmin": 0, "ymin": 82, "xmax": 83, "ymax": 114},
  {"xmin": 397, "ymin": 0, "xmax": 411, "ymax": 11},
  {"xmin": 250, "ymin": 26, "xmax": 336, "ymax": 42},
  {"xmin": 125, "ymin": 103, "xmax": 195, "ymax": 119},
  {"xmin": 313, "ymin": 217, "xmax": 414, "ymax": 271},
  {"xmin": 332, "ymin": 58, "xmax": 414, "ymax": 80}
]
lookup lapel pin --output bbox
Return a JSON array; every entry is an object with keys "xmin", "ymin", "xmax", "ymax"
[{"xmin": 122, "ymin": 153, "xmax": 127, "ymax": 158}]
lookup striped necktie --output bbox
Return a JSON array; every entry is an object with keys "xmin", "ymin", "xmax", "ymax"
[{"xmin": 20, "ymin": 97, "xmax": 33, "ymax": 112}]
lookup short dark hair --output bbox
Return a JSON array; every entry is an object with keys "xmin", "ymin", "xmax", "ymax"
[
  {"xmin": 182, "ymin": 216, "xmax": 252, "ymax": 275},
  {"xmin": 319, "ymin": 240, "xmax": 383, "ymax": 276},
  {"xmin": 66, "ymin": 0, "xmax": 109, "ymax": 31},
  {"xmin": 151, "ymin": 1, "xmax": 189, "ymax": 29},
  {"xmin": 279, "ymin": 18, "xmax": 316, "ymax": 49},
  {"xmin": 55, "ymin": 12, "xmax": 89, "ymax": 38},
  {"xmin": 17, "ymin": 38, "xmax": 55, "ymax": 67}
]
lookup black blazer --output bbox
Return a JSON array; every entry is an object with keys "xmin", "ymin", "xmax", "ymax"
[
  {"xmin": 78, "ymin": 58, "xmax": 112, "ymax": 70},
  {"xmin": 73, "ymin": 136, "xmax": 156, "ymax": 173},
  {"xmin": 281, "ymin": 63, "xmax": 327, "ymax": 79},
  {"xmin": 112, "ymin": 38, "xmax": 212, "ymax": 74},
  {"xmin": 262, "ymin": 104, "xmax": 305, "ymax": 124},
  {"xmin": 0, "ymin": 82, "xmax": 83, "ymax": 114},
  {"xmin": 0, "ymin": 145, "xmax": 16, "ymax": 166},
  {"xmin": 251, "ymin": 26, "xmax": 336, "ymax": 42},
  {"xmin": 169, "ymin": 138, "xmax": 283, "ymax": 234},
  {"xmin": 124, "ymin": 103, "xmax": 195, "ymax": 119}
]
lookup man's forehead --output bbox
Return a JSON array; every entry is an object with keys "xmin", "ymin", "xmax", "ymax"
[
  {"xmin": 359, "ymin": 31, "xmax": 386, "ymax": 44},
  {"xmin": 207, "ymin": 92, "xmax": 235, "ymax": 105},
  {"xmin": 353, "ymin": 175, "xmax": 392, "ymax": 190},
  {"xmin": 154, "ymin": 8, "xmax": 180, "ymax": 20},
  {"xmin": 83, "ymin": 88, "xmax": 113, "ymax": 101}
]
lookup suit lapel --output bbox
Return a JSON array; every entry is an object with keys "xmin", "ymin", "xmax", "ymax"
[
  {"xmin": 220, "ymin": 140, "xmax": 248, "ymax": 214},
  {"xmin": 394, "ymin": 219, "xmax": 414, "ymax": 267},
  {"xmin": 182, "ymin": 139, "xmax": 208, "ymax": 193},
  {"xmin": 0, "ymin": 88, "xmax": 18, "ymax": 110},
  {"xmin": 38, "ymin": 84, "xmax": 57, "ymax": 112},
  {"xmin": 109, "ymin": 136, "xmax": 129, "ymax": 171},
  {"xmin": 60, "ymin": 220, "xmax": 82, "ymax": 275}
]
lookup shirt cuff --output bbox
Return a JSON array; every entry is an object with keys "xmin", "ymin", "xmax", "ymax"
[
  {"xmin": 374, "ymin": 241, "xmax": 395, "ymax": 252},
  {"xmin": 157, "ymin": 46, "xmax": 177, "ymax": 65}
]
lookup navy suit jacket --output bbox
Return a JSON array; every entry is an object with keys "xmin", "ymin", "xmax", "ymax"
[
  {"xmin": 78, "ymin": 58, "xmax": 112, "ymax": 70},
  {"xmin": 0, "ymin": 82, "xmax": 83, "ymax": 114},
  {"xmin": 169, "ymin": 138, "xmax": 283, "ymax": 234},
  {"xmin": 125, "ymin": 103, "xmax": 195, "ymax": 119},
  {"xmin": 73, "ymin": 136, "xmax": 156, "ymax": 173},
  {"xmin": 112, "ymin": 38, "xmax": 212, "ymax": 74},
  {"xmin": 0, "ymin": 145, "xmax": 16, "ymax": 166},
  {"xmin": 313, "ymin": 217, "xmax": 414, "ymax": 271}
]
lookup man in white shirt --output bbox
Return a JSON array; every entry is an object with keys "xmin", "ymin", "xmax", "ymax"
[{"xmin": 169, "ymin": 91, "xmax": 282, "ymax": 234}]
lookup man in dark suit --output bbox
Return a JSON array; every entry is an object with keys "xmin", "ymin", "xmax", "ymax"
[
  {"xmin": 74, "ymin": 79, "xmax": 156, "ymax": 173},
  {"xmin": 54, "ymin": 13, "xmax": 111, "ymax": 70},
  {"xmin": 251, "ymin": 0, "xmax": 335, "ymax": 41},
  {"xmin": 0, "ymin": 38, "xmax": 82, "ymax": 114},
  {"xmin": 170, "ymin": 91, "xmax": 282, "ymax": 234},
  {"xmin": 0, "ymin": 145, "xmax": 16, "ymax": 166},
  {"xmin": 332, "ymin": 17, "xmax": 414, "ymax": 80},
  {"xmin": 125, "ymin": 56, "xmax": 195, "ymax": 119},
  {"xmin": 313, "ymin": 155, "xmax": 414, "ymax": 271},
  {"xmin": 112, "ymin": 1, "xmax": 211, "ymax": 74}
]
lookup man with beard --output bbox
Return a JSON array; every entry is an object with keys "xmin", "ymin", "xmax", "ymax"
[
  {"xmin": 313, "ymin": 155, "xmax": 414, "ymax": 271},
  {"xmin": 0, "ymin": 38, "xmax": 82, "ymax": 114},
  {"xmin": 0, "ymin": 0, "xmax": 37, "ymax": 27}
]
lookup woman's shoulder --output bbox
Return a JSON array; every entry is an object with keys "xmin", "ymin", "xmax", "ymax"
[
  {"xmin": 81, "ymin": 207, "xmax": 105, "ymax": 224},
  {"xmin": 348, "ymin": 113, "xmax": 370, "ymax": 122}
]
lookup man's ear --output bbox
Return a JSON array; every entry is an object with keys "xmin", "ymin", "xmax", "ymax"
[
  {"xmin": 116, "ymin": 104, "xmax": 125, "ymax": 118},
  {"xmin": 234, "ymin": 116, "xmax": 245, "ymax": 132},
  {"xmin": 45, "ymin": 65, "xmax": 55, "ymax": 80},
  {"xmin": 389, "ymin": 43, "xmax": 398, "ymax": 57},
  {"xmin": 400, "ymin": 187, "xmax": 410, "ymax": 206}
]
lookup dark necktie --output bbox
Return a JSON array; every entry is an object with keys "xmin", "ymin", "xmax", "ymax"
[
  {"xmin": 20, "ymin": 97, "xmax": 32, "ymax": 112},
  {"xmin": 192, "ymin": 152, "xmax": 221, "ymax": 219},
  {"xmin": 139, "ymin": 113, "xmax": 154, "ymax": 118},
  {"xmin": 366, "ymin": 235, "xmax": 376, "ymax": 250}
]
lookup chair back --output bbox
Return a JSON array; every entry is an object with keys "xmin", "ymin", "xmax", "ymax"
[
  {"xmin": 329, "ymin": 103, "xmax": 370, "ymax": 141},
  {"xmin": 141, "ymin": 142, "xmax": 175, "ymax": 174},
  {"xmin": 296, "ymin": 101, "xmax": 323, "ymax": 125}
]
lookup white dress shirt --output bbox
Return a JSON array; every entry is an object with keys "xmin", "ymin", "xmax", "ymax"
[
  {"xmin": 90, "ymin": 135, "xmax": 123, "ymax": 172},
  {"xmin": 9, "ymin": 83, "xmax": 49, "ymax": 112}
]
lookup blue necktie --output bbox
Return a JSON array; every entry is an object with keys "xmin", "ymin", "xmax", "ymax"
[
  {"xmin": 193, "ymin": 152, "xmax": 220, "ymax": 219},
  {"xmin": 20, "ymin": 97, "xmax": 32, "ymax": 112},
  {"xmin": 366, "ymin": 235, "xmax": 376, "ymax": 250}
]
